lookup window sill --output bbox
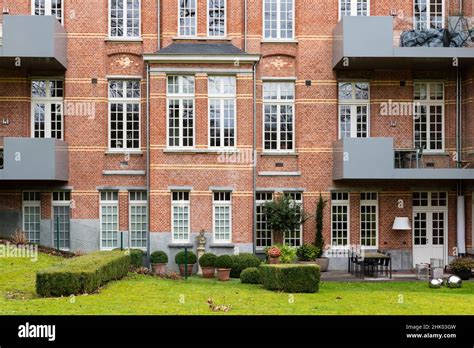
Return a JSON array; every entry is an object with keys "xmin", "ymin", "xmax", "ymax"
[
  {"xmin": 260, "ymin": 151, "xmax": 298, "ymax": 157},
  {"xmin": 105, "ymin": 37, "xmax": 143, "ymax": 43},
  {"xmin": 168, "ymin": 243, "xmax": 193, "ymax": 249},
  {"xmin": 422, "ymin": 151, "xmax": 449, "ymax": 156},
  {"xmin": 163, "ymin": 148, "xmax": 239, "ymax": 154},
  {"xmin": 261, "ymin": 39, "xmax": 298, "ymax": 44},
  {"xmin": 172, "ymin": 36, "xmax": 232, "ymax": 41},
  {"xmin": 258, "ymin": 171, "xmax": 301, "ymax": 177},
  {"xmin": 105, "ymin": 150, "xmax": 143, "ymax": 156},
  {"xmin": 209, "ymin": 243, "xmax": 235, "ymax": 248}
]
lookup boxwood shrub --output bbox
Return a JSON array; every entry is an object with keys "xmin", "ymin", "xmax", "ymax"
[
  {"xmin": 260, "ymin": 264, "xmax": 320, "ymax": 293},
  {"xmin": 150, "ymin": 251, "xmax": 168, "ymax": 264},
  {"xmin": 215, "ymin": 255, "xmax": 233, "ymax": 269},
  {"xmin": 129, "ymin": 249, "xmax": 144, "ymax": 268},
  {"xmin": 230, "ymin": 253, "xmax": 262, "ymax": 278},
  {"xmin": 36, "ymin": 250, "xmax": 130, "ymax": 297},
  {"xmin": 199, "ymin": 253, "xmax": 217, "ymax": 268},
  {"xmin": 175, "ymin": 250, "xmax": 197, "ymax": 265},
  {"xmin": 240, "ymin": 267, "xmax": 261, "ymax": 284}
]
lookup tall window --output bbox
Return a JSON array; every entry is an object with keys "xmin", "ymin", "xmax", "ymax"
[
  {"xmin": 264, "ymin": 0, "xmax": 294, "ymax": 40},
  {"xmin": 109, "ymin": 80, "xmax": 141, "ymax": 150},
  {"xmin": 109, "ymin": 0, "xmax": 141, "ymax": 38},
  {"xmin": 331, "ymin": 192, "xmax": 349, "ymax": 247},
  {"xmin": 283, "ymin": 192, "xmax": 303, "ymax": 247},
  {"xmin": 52, "ymin": 191, "xmax": 71, "ymax": 250},
  {"xmin": 31, "ymin": 80, "xmax": 64, "ymax": 140},
  {"xmin": 338, "ymin": 82, "xmax": 369, "ymax": 139},
  {"xmin": 256, "ymin": 192, "xmax": 274, "ymax": 249},
  {"xmin": 168, "ymin": 76, "xmax": 195, "ymax": 148},
  {"xmin": 213, "ymin": 192, "xmax": 232, "ymax": 243},
  {"xmin": 172, "ymin": 191, "xmax": 190, "ymax": 242},
  {"xmin": 360, "ymin": 192, "xmax": 378, "ymax": 248},
  {"xmin": 209, "ymin": 76, "xmax": 236, "ymax": 148},
  {"xmin": 339, "ymin": 0, "xmax": 370, "ymax": 18},
  {"xmin": 129, "ymin": 191, "xmax": 147, "ymax": 249},
  {"xmin": 263, "ymin": 82, "xmax": 295, "ymax": 152},
  {"xmin": 208, "ymin": 0, "xmax": 226, "ymax": 37},
  {"xmin": 179, "ymin": 0, "xmax": 197, "ymax": 36},
  {"xmin": 23, "ymin": 192, "xmax": 41, "ymax": 244},
  {"xmin": 414, "ymin": 82, "xmax": 444, "ymax": 151},
  {"xmin": 414, "ymin": 0, "xmax": 444, "ymax": 30},
  {"xmin": 32, "ymin": 0, "xmax": 63, "ymax": 23},
  {"xmin": 100, "ymin": 191, "xmax": 119, "ymax": 250}
]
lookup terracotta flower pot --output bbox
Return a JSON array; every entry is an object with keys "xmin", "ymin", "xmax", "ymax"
[
  {"xmin": 202, "ymin": 267, "xmax": 216, "ymax": 279},
  {"xmin": 152, "ymin": 263, "xmax": 166, "ymax": 275},
  {"xmin": 269, "ymin": 256, "xmax": 280, "ymax": 264},
  {"xmin": 217, "ymin": 268, "xmax": 231, "ymax": 281},
  {"xmin": 179, "ymin": 264, "xmax": 195, "ymax": 276}
]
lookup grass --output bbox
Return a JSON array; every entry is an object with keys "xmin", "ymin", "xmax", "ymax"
[{"xmin": 1, "ymin": 251, "xmax": 473, "ymax": 315}]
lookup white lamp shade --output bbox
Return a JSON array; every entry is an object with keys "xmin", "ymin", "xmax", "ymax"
[{"xmin": 392, "ymin": 217, "xmax": 411, "ymax": 230}]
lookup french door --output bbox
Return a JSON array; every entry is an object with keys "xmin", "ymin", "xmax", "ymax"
[{"xmin": 413, "ymin": 210, "xmax": 446, "ymax": 266}]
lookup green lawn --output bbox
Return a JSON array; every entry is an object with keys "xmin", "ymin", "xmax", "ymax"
[{"xmin": 1, "ymin": 251, "xmax": 473, "ymax": 315}]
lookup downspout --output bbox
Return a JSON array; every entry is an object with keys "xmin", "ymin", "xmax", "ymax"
[
  {"xmin": 157, "ymin": 0, "xmax": 161, "ymax": 50},
  {"xmin": 252, "ymin": 61, "xmax": 257, "ymax": 255},
  {"xmin": 244, "ymin": 0, "xmax": 248, "ymax": 51},
  {"xmin": 146, "ymin": 62, "xmax": 151, "ymax": 266},
  {"xmin": 456, "ymin": 65, "xmax": 466, "ymax": 257}
]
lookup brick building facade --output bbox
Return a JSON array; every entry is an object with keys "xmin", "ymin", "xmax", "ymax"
[{"xmin": 0, "ymin": 0, "xmax": 473, "ymax": 271}]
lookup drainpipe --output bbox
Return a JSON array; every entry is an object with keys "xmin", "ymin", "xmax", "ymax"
[
  {"xmin": 252, "ymin": 62, "xmax": 257, "ymax": 255},
  {"xmin": 146, "ymin": 62, "xmax": 151, "ymax": 266},
  {"xmin": 157, "ymin": 0, "xmax": 161, "ymax": 50},
  {"xmin": 244, "ymin": 0, "xmax": 248, "ymax": 51},
  {"xmin": 456, "ymin": 66, "xmax": 466, "ymax": 257}
]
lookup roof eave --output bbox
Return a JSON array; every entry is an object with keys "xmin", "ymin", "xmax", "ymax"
[{"xmin": 143, "ymin": 54, "xmax": 261, "ymax": 63}]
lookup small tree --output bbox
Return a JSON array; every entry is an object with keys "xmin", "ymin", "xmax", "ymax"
[
  {"xmin": 263, "ymin": 195, "xmax": 310, "ymax": 238},
  {"xmin": 315, "ymin": 193, "xmax": 327, "ymax": 258}
]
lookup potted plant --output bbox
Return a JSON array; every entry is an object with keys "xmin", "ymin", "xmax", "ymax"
[
  {"xmin": 266, "ymin": 246, "xmax": 282, "ymax": 264},
  {"xmin": 297, "ymin": 244, "xmax": 319, "ymax": 264},
  {"xmin": 215, "ymin": 255, "xmax": 233, "ymax": 281},
  {"xmin": 150, "ymin": 251, "xmax": 168, "ymax": 275},
  {"xmin": 199, "ymin": 253, "xmax": 217, "ymax": 279},
  {"xmin": 449, "ymin": 258, "xmax": 474, "ymax": 280},
  {"xmin": 314, "ymin": 193, "xmax": 329, "ymax": 272},
  {"xmin": 175, "ymin": 250, "xmax": 197, "ymax": 276}
]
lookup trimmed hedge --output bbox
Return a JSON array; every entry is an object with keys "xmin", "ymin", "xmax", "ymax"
[
  {"xmin": 240, "ymin": 267, "xmax": 261, "ymax": 284},
  {"xmin": 36, "ymin": 250, "xmax": 130, "ymax": 297},
  {"xmin": 260, "ymin": 264, "xmax": 320, "ymax": 293},
  {"xmin": 175, "ymin": 251, "xmax": 197, "ymax": 265},
  {"xmin": 230, "ymin": 253, "xmax": 262, "ymax": 278},
  {"xmin": 129, "ymin": 249, "xmax": 144, "ymax": 268}
]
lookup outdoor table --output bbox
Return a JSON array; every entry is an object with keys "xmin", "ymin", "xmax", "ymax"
[{"xmin": 362, "ymin": 252, "xmax": 392, "ymax": 279}]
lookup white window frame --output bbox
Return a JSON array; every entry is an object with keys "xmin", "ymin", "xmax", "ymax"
[
  {"xmin": 360, "ymin": 192, "xmax": 378, "ymax": 249},
  {"xmin": 414, "ymin": 0, "xmax": 445, "ymax": 31},
  {"xmin": 167, "ymin": 76, "xmax": 195, "ymax": 149},
  {"xmin": 207, "ymin": 0, "xmax": 226, "ymax": 37},
  {"xmin": 171, "ymin": 191, "xmax": 191, "ymax": 243},
  {"xmin": 129, "ymin": 191, "xmax": 147, "ymax": 250},
  {"xmin": 100, "ymin": 191, "xmax": 120, "ymax": 250},
  {"xmin": 178, "ymin": 0, "xmax": 197, "ymax": 37},
  {"xmin": 283, "ymin": 192, "xmax": 303, "ymax": 247},
  {"xmin": 413, "ymin": 82, "xmax": 445, "ymax": 153},
  {"xmin": 338, "ymin": 82, "xmax": 370, "ymax": 139},
  {"xmin": 256, "ymin": 192, "xmax": 274, "ymax": 250},
  {"xmin": 22, "ymin": 192, "xmax": 41, "ymax": 244},
  {"xmin": 208, "ymin": 76, "xmax": 237, "ymax": 149},
  {"xmin": 31, "ymin": 79, "xmax": 64, "ymax": 140},
  {"xmin": 338, "ymin": 0, "xmax": 370, "ymax": 19},
  {"xmin": 108, "ymin": 80, "xmax": 141, "ymax": 151},
  {"xmin": 108, "ymin": 0, "xmax": 142, "ymax": 39},
  {"xmin": 263, "ymin": 0, "xmax": 295, "ymax": 41},
  {"xmin": 32, "ymin": 0, "xmax": 64, "ymax": 24},
  {"xmin": 212, "ymin": 191, "xmax": 232, "ymax": 244},
  {"xmin": 331, "ymin": 192, "xmax": 350, "ymax": 248},
  {"xmin": 52, "ymin": 191, "xmax": 71, "ymax": 251},
  {"xmin": 262, "ymin": 82, "xmax": 295, "ymax": 153}
]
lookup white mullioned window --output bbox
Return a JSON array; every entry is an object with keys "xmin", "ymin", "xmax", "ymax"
[
  {"xmin": 168, "ymin": 76, "xmax": 195, "ymax": 148},
  {"xmin": 109, "ymin": 0, "xmax": 141, "ymax": 38},
  {"xmin": 414, "ymin": 0, "xmax": 444, "ymax": 31},
  {"xmin": 360, "ymin": 192, "xmax": 378, "ymax": 248},
  {"xmin": 23, "ymin": 192, "xmax": 41, "ymax": 244},
  {"xmin": 100, "ymin": 191, "xmax": 119, "ymax": 250},
  {"xmin": 414, "ymin": 82, "xmax": 444, "ymax": 152},
  {"xmin": 283, "ymin": 192, "xmax": 303, "ymax": 247},
  {"xmin": 109, "ymin": 80, "xmax": 141, "ymax": 150},
  {"xmin": 256, "ymin": 192, "xmax": 274, "ymax": 249},
  {"xmin": 52, "ymin": 191, "xmax": 71, "ymax": 250},
  {"xmin": 213, "ymin": 192, "xmax": 232, "ymax": 243},
  {"xmin": 208, "ymin": 0, "xmax": 226, "ymax": 37},
  {"xmin": 331, "ymin": 192, "xmax": 349, "ymax": 247},
  {"xmin": 263, "ymin": 82, "xmax": 295, "ymax": 152},
  {"xmin": 129, "ymin": 191, "xmax": 147, "ymax": 249},
  {"xmin": 339, "ymin": 0, "xmax": 370, "ymax": 18},
  {"xmin": 31, "ymin": 79, "xmax": 64, "ymax": 140},
  {"xmin": 179, "ymin": 0, "xmax": 197, "ymax": 36},
  {"xmin": 209, "ymin": 76, "xmax": 236, "ymax": 148},
  {"xmin": 263, "ymin": 0, "xmax": 294, "ymax": 40},
  {"xmin": 172, "ymin": 191, "xmax": 191, "ymax": 242},
  {"xmin": 32, "ymin": 0, "xmax": 63, "ymax": 23},
  {"xmin": 338, "ymin": 82, "xmax": 370, "ymax": 139}
]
